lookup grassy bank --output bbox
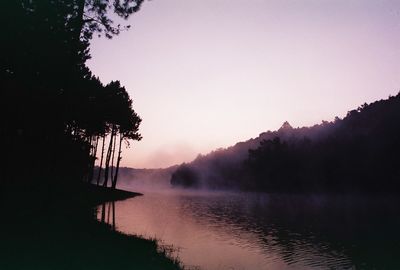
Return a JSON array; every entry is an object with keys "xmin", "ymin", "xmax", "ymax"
[{"xmin": 0, "ymin": 183, "xmax": 182, "ymax": 270}]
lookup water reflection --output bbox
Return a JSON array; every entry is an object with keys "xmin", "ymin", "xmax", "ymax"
[
  {"xmin": 100, "ymin": 201, "xmax": 116, "ymax": 231},
  {"xmin": 97, "ymin": 191, "xmax": 400, "ymax": 269}
]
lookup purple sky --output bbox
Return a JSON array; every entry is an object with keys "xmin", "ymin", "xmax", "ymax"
[{"xmin": 87, "ymin": 0, "xmax": 400, "ymax": 168}]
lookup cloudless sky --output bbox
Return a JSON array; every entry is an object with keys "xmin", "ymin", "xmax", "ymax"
[{"xmin": 87, "ymin": 0, "xmax": 400, "ymax": 168}]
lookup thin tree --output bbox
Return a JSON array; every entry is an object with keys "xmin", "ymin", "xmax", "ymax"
[
  {"xmin": 96, "ymin": 135, "xmax": 106, "ymax": 186},
  {"xmin": 112, "ymin": 112, "xmax": 142, "ymax": 189},
  {"xmin": 112, "ymin": 134, "xmax": 124, "ymax": 189},
  {"xmin": 88, "ymin": 135, "xmax": 99, "ymax": 183},
  {"xmin": 110, "ymin": 129, "xmax": 117, "ymax": 182},
  {"xmin": 103, "ymin": 126, "xmax": 115, "ymax": 187}
]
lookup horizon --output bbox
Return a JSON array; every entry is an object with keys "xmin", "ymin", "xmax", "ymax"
[
  {"xmin": 115, "ymin": 92, "xmax": 398, "ymax": 170},
  {"xmin": 88, "ymin": 0, "xmax": 400, "ymax": 168}
]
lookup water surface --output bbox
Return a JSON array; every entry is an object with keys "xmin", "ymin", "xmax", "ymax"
[{"xmin": 97, "ymin": 190, "xmax": 400, "ymax": 269}]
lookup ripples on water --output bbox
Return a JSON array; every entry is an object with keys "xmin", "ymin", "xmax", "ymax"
[{"xmin": 97, "ymin": 190, "xmax": 400, "ymax": 270}]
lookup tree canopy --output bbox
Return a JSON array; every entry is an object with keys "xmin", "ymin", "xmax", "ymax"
[{"xmin": 1, "ymin": 0, "xmax": 143, "ymax": 189}]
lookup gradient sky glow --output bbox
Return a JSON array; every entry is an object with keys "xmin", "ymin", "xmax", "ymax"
[{"xmin": 87, "ymin": 0, "xmax": 400, "ymax": 168}]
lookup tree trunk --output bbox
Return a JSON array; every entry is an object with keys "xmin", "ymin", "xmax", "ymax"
[
  {"xmin": 103, "ymin": 126, "xmax": 115, "ymax": 187},
  {"xmin": 96, "ymin": 135, "xmax": 105, "ymax": 186},
  {"xmin": 110, "ymin": 130, "xmax": 117, "ymax": 182},
  {"xmin": 85, "ymin": 135, "xmax": 92, "ymax": 181},
  {"xmin": 93, "ymin": 135, "xmax": 99, "ymax": 158},
  {"xmin": 88, "ymin": 135, "xmax": 99, "ymax": 183},
  {"xmin": 112, "ymin": 135, "xmax": 123, "ymax": 189}
]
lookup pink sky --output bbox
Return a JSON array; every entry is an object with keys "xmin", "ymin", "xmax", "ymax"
[{"xmin": 87, "ymin": 0, "xmax": 400, "ymax": 168}]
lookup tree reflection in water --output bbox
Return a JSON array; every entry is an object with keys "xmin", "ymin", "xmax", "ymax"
[{"xmin": 100, "ymin": 201, "xmax": 116, "ymax": 231}]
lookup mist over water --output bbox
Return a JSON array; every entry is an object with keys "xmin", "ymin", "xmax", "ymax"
[
  {"xmin": 115, "ymin": 167, "xmax": 176, "ymax": 193},
  {"xmin": 100, "ymin": 177, "xmax": 400, "ymax": 270}
]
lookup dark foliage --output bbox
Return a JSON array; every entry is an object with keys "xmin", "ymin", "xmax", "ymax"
[
  {"xmin": 0, "ymin": 184, "xmax": 181, "ymax": 270},
  {"xmin": 0, "ymin": 2, "xmax": 183, "ymax": 269},
  {"xmin": 170, "ymin": 164, "xmax": 200, "ymax": 188},
  {"xmin": 0, "ymin": 0, "xmax": 142, "ymax": 189},
  {"xmin": 171, "ymin": 93, "xmax": 400, "ymax": 193}
]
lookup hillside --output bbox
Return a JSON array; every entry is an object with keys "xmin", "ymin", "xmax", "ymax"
[{"xmin": 171, "ymin": 93, "xmax": 400, "ymax": 193}]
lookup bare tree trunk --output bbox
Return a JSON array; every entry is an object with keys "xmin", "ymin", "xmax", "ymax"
[
  {"xmin": 83, "ymin": 135, "xmax": 93, "ymax": 182},
  {"xmin": 103, "ymin": 126, "xmax": 115, "ymax": 187},
  {"xmin": 93, "ymin": 135, "xmax": 99, "ymax": 158},
  {"xmin": 96, "ymin": 135, "xmax": 105, "ymax": 186},
  {"xmin": 110, "ymin": 130, "xmax": 117, "ymax": 182},
  {"xmin": 112, "ymin": 135, "xmax": 123, "ymax": 189},
  {"xmin": 88, "ymin": 135, "xmax": 99, "ymax": 183}
]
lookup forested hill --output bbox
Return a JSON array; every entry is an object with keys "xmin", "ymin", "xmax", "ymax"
[{"xmin": 171, "ymin": 93, "xmax": 400, "ymax": 193}]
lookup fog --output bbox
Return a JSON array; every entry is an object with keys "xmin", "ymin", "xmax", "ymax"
[
  {"xmin": 170, "ymin": 120, "xmax": 338, "ymax": 190},
  {"xmin": 115, "ymin": 167, "xmax": 178, "ymax": 193}
]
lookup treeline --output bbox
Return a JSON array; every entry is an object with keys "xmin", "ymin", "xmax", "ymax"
[
  {"xmin": 0, "ymin": 1, "xmax": 144, "ymax": 189},
  {"xmin": 171, "ymin": 93, "xmax": 400, "ymax": 193}
]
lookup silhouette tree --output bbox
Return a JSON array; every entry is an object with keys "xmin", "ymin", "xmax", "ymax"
[{"xmin": 0, "ymin": 0, "xmax": 143, "ymax": 188}]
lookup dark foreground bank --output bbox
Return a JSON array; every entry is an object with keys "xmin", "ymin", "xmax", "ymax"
[{"xmin": 0, "ymin": 183, "xmax": 182, "ymax": 270}]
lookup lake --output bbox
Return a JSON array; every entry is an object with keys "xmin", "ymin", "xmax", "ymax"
[{"xmin": 97, "ymin": 189, "xmax": 400, "ymax": 270}]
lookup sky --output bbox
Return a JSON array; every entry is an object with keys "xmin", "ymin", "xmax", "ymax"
[{"xmin": 87, "ymin": 0, "xmax": 400, "ymax": 168}]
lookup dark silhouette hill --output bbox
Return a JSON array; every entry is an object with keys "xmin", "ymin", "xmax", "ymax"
[{"xmin": 171, "ymin": 93, "xmax": 400, "ymax": 193}]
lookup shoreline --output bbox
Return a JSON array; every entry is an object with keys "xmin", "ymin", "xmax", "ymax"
[
  {"xmin": 0, "ymin": 182, "xmax": 182, "ymax": 270},
  {"xmin": 85, "ymin": 184, "xmax": 143, "ymax": 206}
]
